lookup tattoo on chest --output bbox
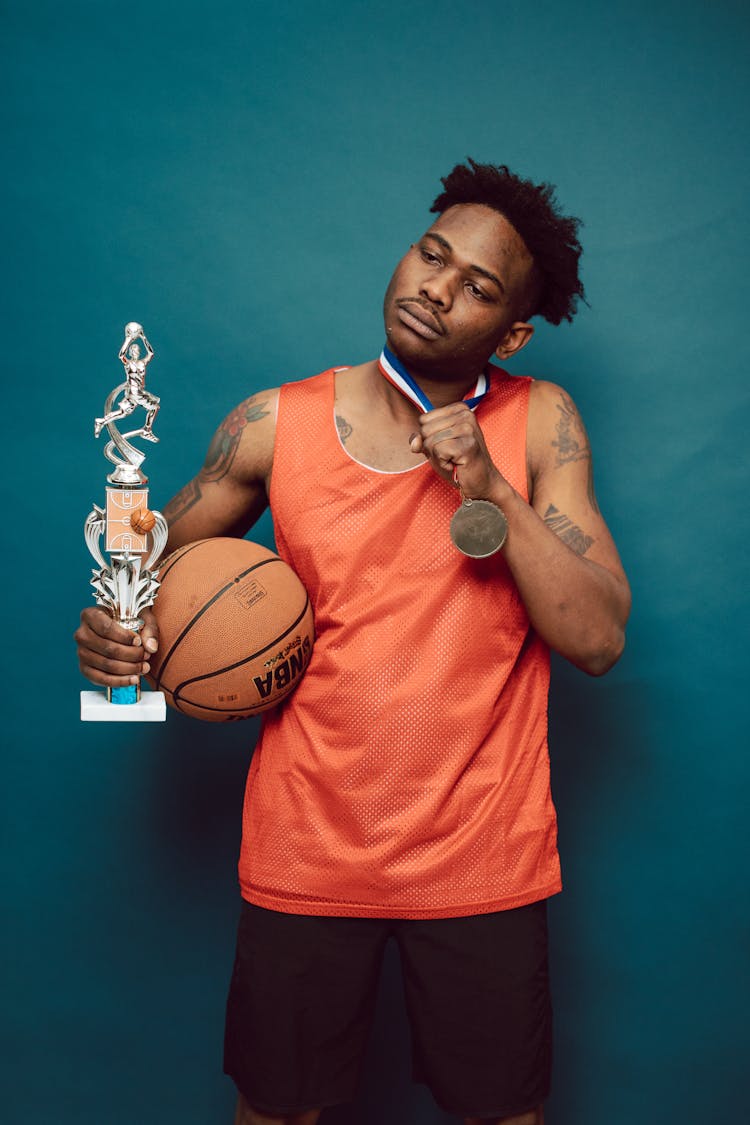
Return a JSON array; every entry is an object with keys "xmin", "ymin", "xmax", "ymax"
[
  {"xmin": 164, "ymin": 479, "xmax": 202, "ymax": 526},
  {"xmin": 544, "ymin": 504, "xmax": 594, "ymax": 556},
  {"xmin": 336, "ymin": 414, "xmax": 353, "ymax": 445},
  {"xmin": 201, "ymin": 396, "xmax": 270, "ymax": 482}
]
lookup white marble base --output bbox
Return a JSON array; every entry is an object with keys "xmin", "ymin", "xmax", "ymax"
[{"xmin": 80, "ymin": 690, "xmax": 167, "ymax": 722}]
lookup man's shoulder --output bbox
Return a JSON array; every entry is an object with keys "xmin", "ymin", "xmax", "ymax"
[
  {"xmin": 278, "ymin": 362, "xmax": 379, "ymax": 411},
  {"xmin": 280, "ymin": 365, "xmax": 350, "ymax": 389},
  {"xmin": 528, "ymin": 377, "xmax": 569, "ymax": 409},
  {"xmin": 526, "ymin": 378, "xmax": 593, "ymax": 482},
  {"xmin": 527, "ymin": 378, "xmax": 582, "ymax": 430}
]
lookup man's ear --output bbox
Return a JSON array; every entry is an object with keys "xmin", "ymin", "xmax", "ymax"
[{"xmin": 494, "ymin": 321, "xmax": 534, "ymax": 361}]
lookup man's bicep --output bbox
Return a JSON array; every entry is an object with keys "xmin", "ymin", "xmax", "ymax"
[
  {"xmin": 162, "ymin": 387, "xmax": 278, "ymax": 551},
  {"xmin": 528, "ymin": 382, "xmax": 626, "ymax": 575},
  {"xmin": 198, "ymin": 389, "xmax": 278, "ymax": 485},
  {"xmin": 163, "ymin": 474, "xmax": 269, "ymax": 551}
]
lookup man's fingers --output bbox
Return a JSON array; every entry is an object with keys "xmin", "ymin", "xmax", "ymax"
[
  {"xmin": 424, "ymin": 433, "xmax": 472, "ymax": 471},
  {"xmin": 78, "ymin": 640, "xmax": 148, "ymax": 683},
  {"xmin": 414, "ymin": 402, "xmax": 501, "ymax": 497},
  {"xmin": 139, "ymin": 606, "xmax": 160, "ymax": 654},
  {"xmin": 74, "ymin": 605, "xmax": 154, "ymax": 687},
  {"xmin": 77, "ymin": 606, "xmax": 138, "ymax": 646}
]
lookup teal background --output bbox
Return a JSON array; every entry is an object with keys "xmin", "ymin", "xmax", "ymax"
[{"xmin": 3, "ymin": 1, "xmax": 748, "ymax": 1121}]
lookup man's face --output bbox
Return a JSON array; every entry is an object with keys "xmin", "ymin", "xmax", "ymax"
[{"xmin": 382, "ymin": 203, "xmax": 536, "ymax": 380}]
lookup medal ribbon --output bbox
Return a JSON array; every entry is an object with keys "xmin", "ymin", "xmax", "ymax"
[
  {"xmin": 378, "ymin": 346, "xmax": 506, "ymax": 555},
  {"xmin": 378, "ymin": 345, "xmax": 490, "ymax": 413}
]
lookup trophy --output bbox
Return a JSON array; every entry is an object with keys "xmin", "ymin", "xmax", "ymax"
[{"xmin": 80, "ymin": 323, "xmax": 168, "ymax": 721}]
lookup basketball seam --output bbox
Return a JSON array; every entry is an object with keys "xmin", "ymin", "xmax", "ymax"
[
  {"xmin": 153, "ymin": 555, "xmax": 284, "ymax": 690},
  {"xmin": 172, "ymin": 679, "xmax": 300, "ymax": 717},
  {"xmin": 171, "ymin": 595, "xmax": 312, "ymax": 713},
  {"xmin": 157, "ymin": 539, "xmax": 206, "ymax": 583}
]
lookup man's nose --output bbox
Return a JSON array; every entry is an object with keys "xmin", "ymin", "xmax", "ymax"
[{"xmin": 420, "ymin": 268, "xmax": 456, "ymax": 310}]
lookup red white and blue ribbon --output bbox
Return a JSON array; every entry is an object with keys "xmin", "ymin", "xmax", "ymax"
[{"xmin": 378, "ymin": 345, "xmax": 490, "ymax": 413}]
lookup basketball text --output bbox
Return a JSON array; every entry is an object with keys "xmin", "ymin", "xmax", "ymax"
[{"xmin": 252, "ymin": 636, "xmax": 312, "ymax": 699}]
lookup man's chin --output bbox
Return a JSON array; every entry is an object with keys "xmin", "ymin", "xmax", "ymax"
[
  {"xmin": 385, "ymin": 324, "xmax": 443, "ymax": 367},
  {"xmin": 387, "ymin": 335, "xmax": 482, "ymax": 384},
  {"xmin": 385, "ymin": 337, "xmax": 492, "ymax": 385}
]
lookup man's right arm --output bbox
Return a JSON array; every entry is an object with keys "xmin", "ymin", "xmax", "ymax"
[{"xmin": 75, "ymin": 388, "xmax": 280, "ymax": 689}]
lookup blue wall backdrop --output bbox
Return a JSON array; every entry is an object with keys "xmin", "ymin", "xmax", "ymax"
[{"xmin": 3, "ymin": 1, "xmax": 748, "ymax": 1121}]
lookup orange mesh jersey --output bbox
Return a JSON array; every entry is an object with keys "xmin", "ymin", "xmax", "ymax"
[{"xmin": 238, "ymin": 367, "xmax": 561, "ymax": 918}]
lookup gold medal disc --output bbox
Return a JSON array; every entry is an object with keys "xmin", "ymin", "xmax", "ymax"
[{"xmin": 450, "ymin": 499, "xmax": 508, "ymax": 558}]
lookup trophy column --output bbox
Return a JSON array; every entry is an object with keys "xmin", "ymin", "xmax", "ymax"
[{"xmin": 80, "ymin": 322, "xmax": 168, "ymax": 721}]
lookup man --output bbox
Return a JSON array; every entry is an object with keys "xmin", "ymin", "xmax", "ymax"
[{"xmin": 75, "ymin": 160, "xmax": 630, "ymax": 1125}]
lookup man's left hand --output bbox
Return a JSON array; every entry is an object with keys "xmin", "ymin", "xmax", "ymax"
[{"xmin": 410, "ymin": 401, "xmax": 509, "ymax": 501}]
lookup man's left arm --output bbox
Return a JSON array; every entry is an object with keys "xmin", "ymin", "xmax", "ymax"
[{"xmin": 414, "ymin": 380, "xmax": 631, "ymax": 675}]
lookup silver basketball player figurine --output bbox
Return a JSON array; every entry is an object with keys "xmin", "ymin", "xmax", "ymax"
[
  {"xmin": 95, "ymin": 322, "xmax": 160, "ymax": 465},
  {"xmin": 81, "ymin": 322, "xmax": 168, "ymax": 721}
]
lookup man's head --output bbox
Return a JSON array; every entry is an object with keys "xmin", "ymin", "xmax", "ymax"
[
  {"xmin": 430, "ymin": 158, "xmax": 585, "ymax": 326},
  {"xmin": 382, "ymin": 160, "xmax": 585, "ymax": 381}
]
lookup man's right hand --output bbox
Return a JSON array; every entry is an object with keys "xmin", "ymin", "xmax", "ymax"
[{"xmin": 74, "ymin": 606, "xmax": 159, "ymax": 688}]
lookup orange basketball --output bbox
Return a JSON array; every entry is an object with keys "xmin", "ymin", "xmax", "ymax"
[
  {"xmin": 130, "ymin": 507, "xmax": 156, "ymax": 535},
  {"xmin": 146, "ymin": 538, "xmax": 314, "ymax": 721}
]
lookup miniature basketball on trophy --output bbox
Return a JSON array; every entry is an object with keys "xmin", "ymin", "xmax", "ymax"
[
  {"xmin": 130, "ymin": 508, "xmax": 157, "ymax": 535},
  {"xmin": 146, "ymin": 538, "xmax": 315, "ymax": 721}
]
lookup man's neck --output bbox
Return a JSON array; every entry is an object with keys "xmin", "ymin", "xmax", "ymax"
[
  {"xmin": 407, "ymin": 372, "xmax": 479, "ymax": 410},
  {"xmin": 378, "ymin": 348, "xmax": 486, "ymax": 413}
]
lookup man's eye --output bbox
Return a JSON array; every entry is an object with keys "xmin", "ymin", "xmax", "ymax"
[
  {"xmin": 420, "ymin": 248, "xmax": 440, "ymax": 264},
  {"xmin": 467, "ymin": 283, "xmax": 488, "ymax": 300}
]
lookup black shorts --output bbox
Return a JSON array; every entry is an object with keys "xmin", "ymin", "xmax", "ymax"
[{"xmin": 223, "ymin": 899, "xmax": 552, "ymax": 1118}]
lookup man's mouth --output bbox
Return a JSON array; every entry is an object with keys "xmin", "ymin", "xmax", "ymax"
[{"xmin": 395, "ymin": 300, "xmax": 445, "ymax": 339}]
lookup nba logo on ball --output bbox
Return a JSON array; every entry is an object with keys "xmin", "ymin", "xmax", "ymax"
[
  {"xmin": 252, "ymin": 633, "xmax": 312, "ymax": 703},
  {"xmin": 146, "ymin": 539, "xmax": 314, "ymax": 720}
]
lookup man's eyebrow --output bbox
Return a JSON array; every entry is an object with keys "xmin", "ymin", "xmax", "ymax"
[{"xmin": 423, "ymin": 232, "xmax": 506, "ymax": 294}]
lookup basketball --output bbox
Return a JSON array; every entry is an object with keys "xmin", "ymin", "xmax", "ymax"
[
  {"xmin": 130, "ymin": 507, "xmax": 156, "ymax": 535},
  {"xmin": 145, "ymin": 537, "xmax": 314, "ymax": 721}
]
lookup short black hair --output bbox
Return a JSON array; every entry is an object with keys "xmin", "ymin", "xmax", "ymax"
[{"xmin": 431, "ymin": 159, "xmax": 585, "ymax": 325}]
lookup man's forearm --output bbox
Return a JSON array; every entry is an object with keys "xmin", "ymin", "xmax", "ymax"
[{"xmin": 494, "ymin": 485, "xmax": 630, "ymax": 676}]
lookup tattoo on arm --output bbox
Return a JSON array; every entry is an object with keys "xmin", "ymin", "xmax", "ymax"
[
  {"xmin": 163, "ymin": 479, "xmax": 202, "ymax": 527},
  {"xmin": 552, "ymin": 393, "xmax": 590, "ymax": 465},
  {"xmin": 551, "ymin": 392, "xmax": 600, "ymax": 514},
  {"xmin": 201, "ymin": 396, "xmax": 271, "ymax": 483},
  {"xmin": 544, "ymin": 504, "xmax": 594, "ymax": 556},
  {"xmin": 336, "ymin": 414, "xmax": 353, "ymax": 445}
]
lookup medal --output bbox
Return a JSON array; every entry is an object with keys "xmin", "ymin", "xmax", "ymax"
[
  {"xmin": 450, "ymin": 496, "xmax": 508, "ymax": 558},
  {"xmin": 378, "ymin": 346, "xmax": 507, "ymax": 557}
]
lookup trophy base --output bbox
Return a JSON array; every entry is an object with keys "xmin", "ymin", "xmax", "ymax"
[{"xmin": 80, "ymin": 690, "xmax": 167, "ymax": 722}]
